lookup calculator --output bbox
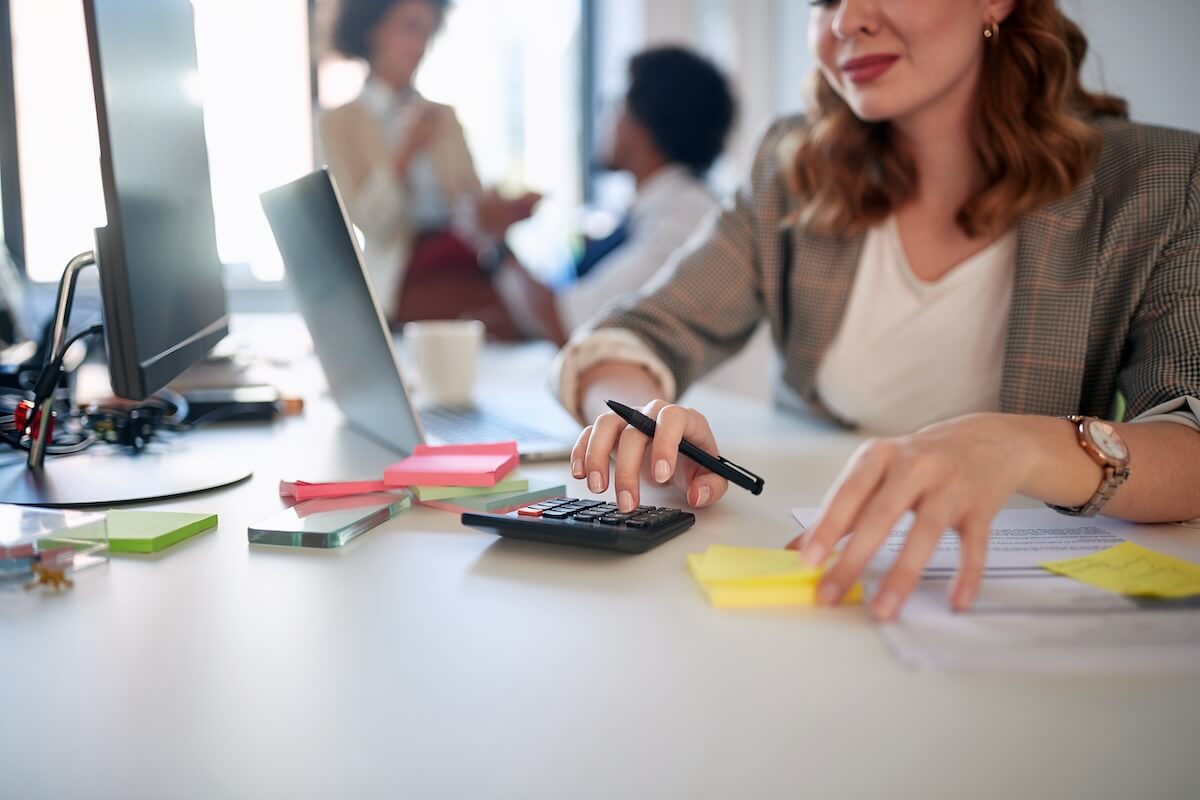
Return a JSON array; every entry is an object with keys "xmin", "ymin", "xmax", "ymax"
[{"xmin": 461, "ymin": 496, "xmax": 696, "ymax": 554}]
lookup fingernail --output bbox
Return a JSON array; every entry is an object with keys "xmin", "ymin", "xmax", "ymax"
[
  {"xmin": 872, "ymin": 590, "xmax": 900, "ymax": 621},
  {"xmin": 618, "ymin": 490, "xmax": 634, "ymax": 513},
  {"xmin": 695, "ymin": 485, "xmax": 711, "ymax": 507},
  {"xmin": 588, "ymin": 471, "xmax": 603, "ymax": 493},
  {"xmin": 817, "ymin": 581, "xmax": 841, "ymax": 607},
  {"xmin": 802, "ymin": 543, "xmax": 828, "ymax": 567},
  {"xmin": 571, "ymin": 459, "xmax": 583, "ymax": 479},
  {"xmin": 654, "ymin": 459, "xmax": 671, "ymax": 483},
  {"xmin": 784, "ymin": 537, "xmax": 802, "ymax": 551}
]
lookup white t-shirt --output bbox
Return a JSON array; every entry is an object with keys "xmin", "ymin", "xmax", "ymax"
[{"xmin": 814, "ymin": 217, "xmax": 1017, "ymax": 434}]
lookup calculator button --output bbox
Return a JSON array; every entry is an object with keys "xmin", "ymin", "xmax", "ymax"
[
  {"xmin": 597, "ymin": 515, "xmax": 625, "ymax": 525},
  {"xmin": 542, "ymin": 510, "xmax": 574, "ymax": 519},
  {"xmin": 624, "ymin": 519, "xmax": 650, "ymax": 529},
  {"xmin": 517, "ymin": 507, "xmax": 544, "ymax": 517}
]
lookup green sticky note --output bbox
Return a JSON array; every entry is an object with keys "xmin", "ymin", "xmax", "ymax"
[
  {"xmin": 104, "ymin": 510, "xmax": 218, "ymax": 554},
  {"xmin": 411, "ymin": 476, "xmax": 529, "ymax": 501}
]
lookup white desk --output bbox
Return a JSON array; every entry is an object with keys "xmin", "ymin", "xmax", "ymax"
[{"xmin": 2, "ymin": 320, "xmax": 1198, "ymax": 800}]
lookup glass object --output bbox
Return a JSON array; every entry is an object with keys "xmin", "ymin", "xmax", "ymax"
[
  {"xmin": 248, "ymin": 491, "xmax": 412, "ymax": 549},
  {"xmin": 0, "ymin": 504, "xmax": 108, "ymax": 590}
]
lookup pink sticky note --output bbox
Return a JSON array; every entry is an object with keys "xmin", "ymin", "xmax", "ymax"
[
  {"xmin": 383, "ymin": 442, "xmax": 519, "ymax": 488},
  {"xmin": 279, "ymin": 479, "xmax": 389, "ymax": 501}
]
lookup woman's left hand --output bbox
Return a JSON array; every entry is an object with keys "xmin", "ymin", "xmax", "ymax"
[
  {"xmin": 476, "ymin": 190, "xmax": 542, "ymax": 237},
  {"xmin": 787, "ymin": 413, "xmax": 1043, "ymax": 621}
]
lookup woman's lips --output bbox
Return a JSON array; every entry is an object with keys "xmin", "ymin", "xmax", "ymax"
[{"xmin": 841, "ymin": 54, "xmax": 899, "ymax": 84}]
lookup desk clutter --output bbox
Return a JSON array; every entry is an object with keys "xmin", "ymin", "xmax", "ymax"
[
  {"xmin": 1, "ymin": 505, "xmax": 218, "ymax": 593},
  {"xmin": 265, "ymin": 441, "xmax": 566, "ymax": 548}
]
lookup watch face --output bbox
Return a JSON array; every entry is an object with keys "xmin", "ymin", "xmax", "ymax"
[{"xmin": 1087, "ymin": 420, "xmax": 1129, "ymax": 462}]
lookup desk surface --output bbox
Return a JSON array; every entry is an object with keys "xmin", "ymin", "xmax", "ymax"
[{"xmin": 2, "ymin": 320, "xmax": 1198, "ymax": 800}]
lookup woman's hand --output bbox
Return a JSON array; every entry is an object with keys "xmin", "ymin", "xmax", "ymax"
[
  {"xmin": 475, "ymin": 190, "xmax": 542, "ymax": 238},
  {"xmin": 571, "ymin": 400, "xmax": 729, "ymax": 513},
  {"xmin": 788, "ymin": 413, "xmax": 1045, "ymax": 621}
]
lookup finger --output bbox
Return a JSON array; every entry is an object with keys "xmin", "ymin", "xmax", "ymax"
[
  {"xmin": 686, "ymin": 471, "xmax": 728, "ymax": 509},
  {"xmin": 949, "ymin": 515, "xmax": 990, "ymax": 611},
  {"xmin": 582, "ymin": 413, "xmax": 626, "ymax": 494},
  {"xmin": 817, "ymin": 470, "xmax": 925, "ymax": 606},
  {"xmin": 647, "ymin": 405, "xmax": 695, "ymax": 484},
  {"xmin": 869, "ymin": 499, "xmax": 954, "ymax": 621},
  {"xmin": 612, "ymin": 425, "xmax": 650, "ymax": 512},
  {"xmin": 801, "ymin": 441, "xmax": 895, "ymax": 566},
  {"xmin": 570, "ymin": 425, "xmax": 592, "ymax": 480}
]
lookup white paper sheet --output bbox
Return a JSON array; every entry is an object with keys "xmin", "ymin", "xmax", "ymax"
[
  {"xmin": 789, "ymin": 507, "xmax": 1200, "ymax": 673},
  {"xmin": 790, "ymin": 508, "xmax": 1129, "ymax": 575}
]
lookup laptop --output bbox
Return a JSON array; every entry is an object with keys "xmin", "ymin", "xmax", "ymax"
[{"xmin": 260, "ymin": 168, "xmax": 575, "ymax": 461}]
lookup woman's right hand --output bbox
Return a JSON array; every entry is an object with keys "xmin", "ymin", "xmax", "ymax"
[{"xmin": 571, "ymin": 400, "xmax": 730, "ymax": 513}]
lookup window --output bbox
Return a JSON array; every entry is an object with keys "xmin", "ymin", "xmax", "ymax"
[
  {"xmin": 7, "ymin": 0, "xmax": 586, "ymax": 285},
  {"xmin": 8, "ymin": 0, "xmax": 313, "ymax": 283}
]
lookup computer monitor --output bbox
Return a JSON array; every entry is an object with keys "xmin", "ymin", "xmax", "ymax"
[
  {"xmin": 84, "ymin": 0, "xmax": 229, "ymax": 399},
  {"xmin": 0, "ymin": 0, "xmax": 250, "ymax": 505}
]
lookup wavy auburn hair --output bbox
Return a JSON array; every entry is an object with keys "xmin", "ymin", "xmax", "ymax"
[{"xmin": 787, "ymin": 1, "xmax": 1128, "ymax": 237}]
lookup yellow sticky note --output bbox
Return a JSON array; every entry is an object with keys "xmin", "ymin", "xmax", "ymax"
[
  {"xmin": 693, "ymin": 545, "xmax": 824, "ymax": 586},
  {"xmin": 687, "ymin": 547, "xmax": 862, "ymax": 608},
  {"xmin": 1041, "ymin": 542, "xmax": 1200, "ymax": 599}
]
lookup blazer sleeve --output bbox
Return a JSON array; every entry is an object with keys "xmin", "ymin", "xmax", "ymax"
[
  {"xmin": 585, "ymin": 121, "xmax": 794, "ymax": 396},
  {"xmin": 1118, "ymin": 142, "xmax": 1200, "ymax": 420}
]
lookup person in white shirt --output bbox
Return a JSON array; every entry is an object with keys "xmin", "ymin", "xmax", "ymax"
[{"xmin": 497, "ymin": 47, "xmax": 736, "ymax": 345}]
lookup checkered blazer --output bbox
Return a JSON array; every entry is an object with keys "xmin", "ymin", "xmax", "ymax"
[{"xmin": 591, "ymin": 115, "xmax": 1200, "ymax": 422}]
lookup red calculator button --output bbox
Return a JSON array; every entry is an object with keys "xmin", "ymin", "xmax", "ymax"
[{"xmin": 517, "ymin": 507, "xmax": 544, "ymax": 517}]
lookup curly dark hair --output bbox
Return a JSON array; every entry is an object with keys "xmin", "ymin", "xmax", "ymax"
[
  {"xmin": 333, "ymin": 0, "xmax": 451, "ymax": 61},
  {"xmin": 624, "ymin": 47, "xmax": 736, "ymax": 175}
]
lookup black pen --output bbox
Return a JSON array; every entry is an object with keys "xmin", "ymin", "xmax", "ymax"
[{"xmin": 605, "ymin": 400, "xmax": 765, "ymax": 495}]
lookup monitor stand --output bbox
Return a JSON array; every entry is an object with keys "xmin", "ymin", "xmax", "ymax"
[
  {"xmin": 0, "ymin": 250, "xmax": 252, "ymax": 507},
  {"xmin": 0, "ymin": 441, "xmax": 252, "ymax": 506}
]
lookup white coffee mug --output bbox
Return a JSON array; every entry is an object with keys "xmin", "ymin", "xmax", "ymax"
[{"xmin": 402, "ymin": 319, "xmax": 485, "ymax": 406}]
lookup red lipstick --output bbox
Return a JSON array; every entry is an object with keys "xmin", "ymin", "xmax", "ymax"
[{"xmin": 841, "ymin": 54, "xmax": 898, "ymax": 84}]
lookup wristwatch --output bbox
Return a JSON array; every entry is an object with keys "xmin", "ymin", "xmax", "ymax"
[{"xmin": 1047, "ymin": 415, "xmax": 1131, "ymax": 517}]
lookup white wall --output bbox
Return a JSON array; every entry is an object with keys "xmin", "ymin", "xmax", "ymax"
[{"xmin": 1065, "ymin": 0, "xmax": 1200, "ymax": 133}]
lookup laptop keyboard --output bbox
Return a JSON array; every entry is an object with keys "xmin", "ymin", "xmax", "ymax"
[{"xmin": 421, "ymin": 404, "xmax": 568, "ymax": 447}]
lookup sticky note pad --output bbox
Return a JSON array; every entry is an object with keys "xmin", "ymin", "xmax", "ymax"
[
  {"xmin": 688, "ymin": 545, "xmax": 862, "ymax": 609},
  {"xmin": 421, "ymin": 480, "xmax": 565, "ymax": 513},
  {"xmin": 1042, "ymin": 541, "xmax": 1200, "ymax": 599},
  {"xmin": 693, "ymin": 545, "xmax": 825, "ymax": 585},
  {"xmin": 384, "ymin": 442, "xmax": 519, "ymax": 488},
  {"xmin": 280, "ymin": 479, "xmax": 388, "ymax": 501},
  {"xmin": 104, "ymin": 510, "xmax": 218, "ymax": 554},
  {"xmin": 411, "ymin": 475, "xmax": 529, "ymax": 501}
]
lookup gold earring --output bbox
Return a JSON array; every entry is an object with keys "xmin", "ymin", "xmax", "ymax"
[{"xmin": 983, "ymin": 20, "xmax": 999, "ymax": 39}]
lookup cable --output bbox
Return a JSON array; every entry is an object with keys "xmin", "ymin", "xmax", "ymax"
[{"xmin": 28, "ymin": 324, "xmax": 104, "ymax": 404}]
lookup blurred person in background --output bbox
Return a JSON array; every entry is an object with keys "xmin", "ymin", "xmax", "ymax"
[
  {"xmin": 320, "ymin": 0, "xmax": 540, "ymax": 338},
  {"xmin": 496, "ymin": 46, "xmax": 736, "ymax": 345}
]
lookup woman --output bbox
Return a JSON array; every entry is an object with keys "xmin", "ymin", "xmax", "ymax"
[
  {"xmin": 320, "ymin": 0, "xmax": 539, "ymax": 337},
  {"xmin": 558, "ymin": 0, "xmax": 1200, "ymax": 619}
]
